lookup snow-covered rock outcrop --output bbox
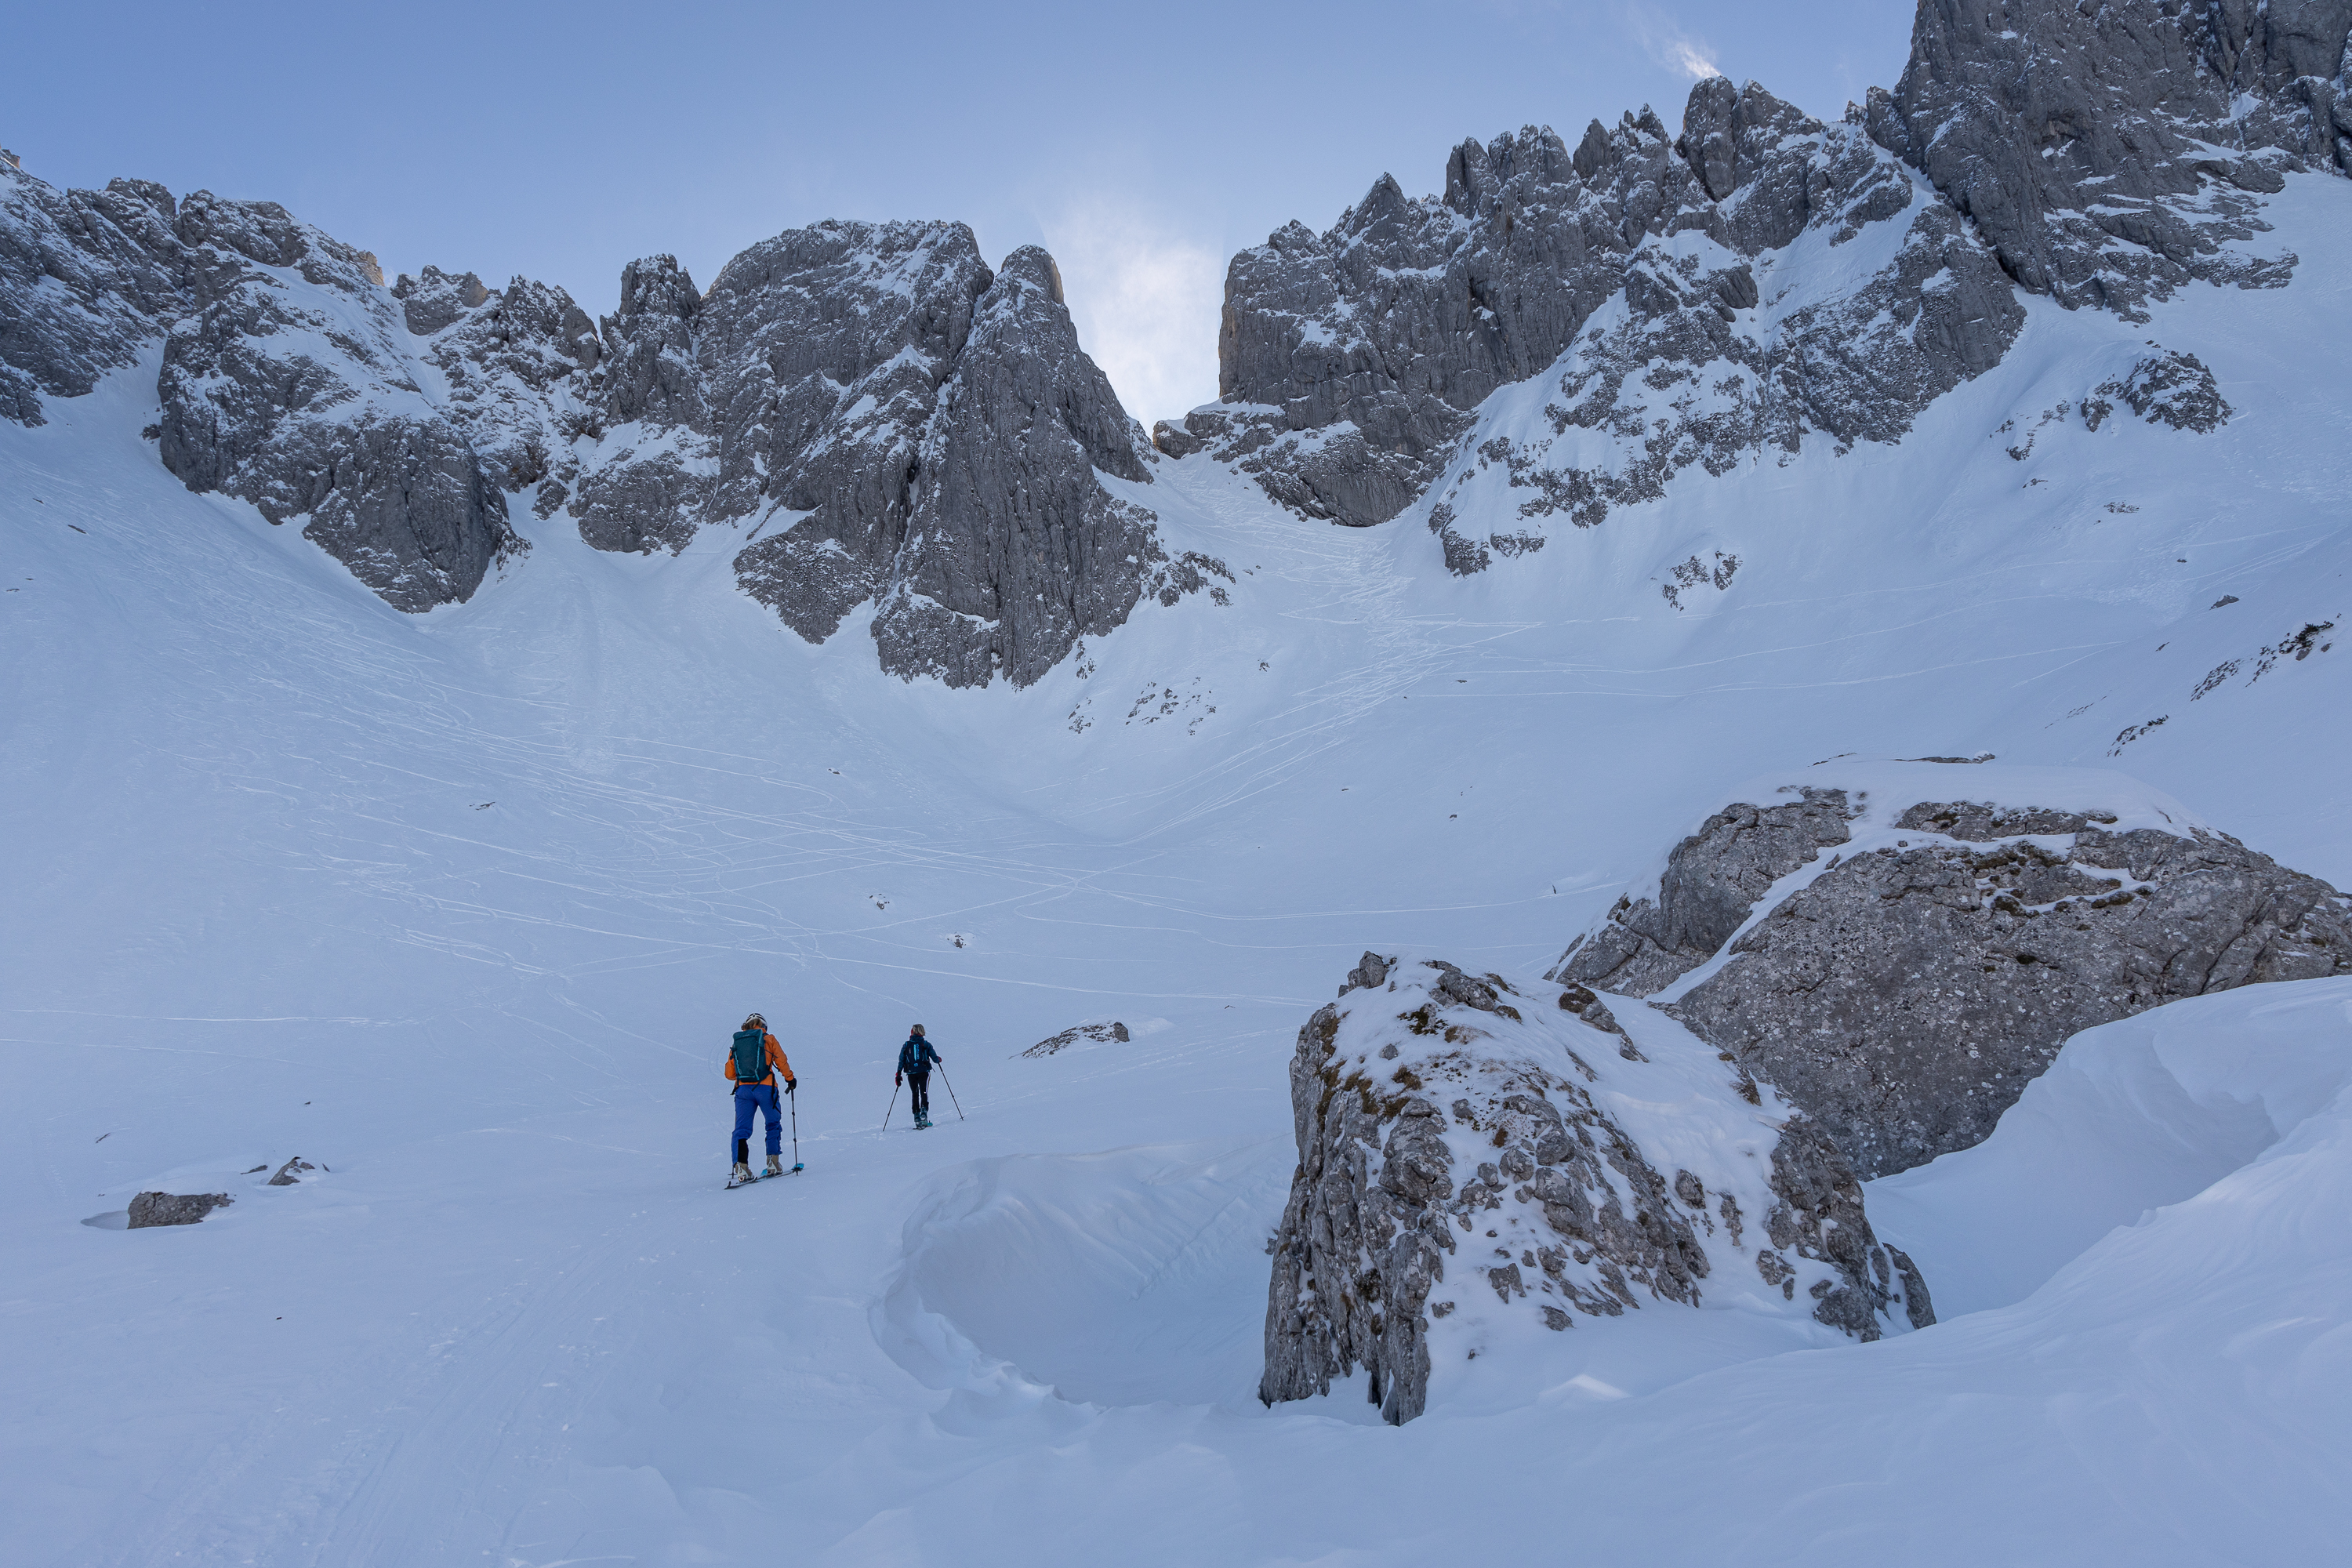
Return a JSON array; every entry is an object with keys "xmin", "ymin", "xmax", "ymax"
[
  {"xmin": 2, "ymin": 165, "xmax": 1218, "ymax": 680},
  {"xmin": 393, "ymin": 263, "xmax": 602, "ymax": 504},
  {"xmin": 1261, "ymin": 952, "xmax": 1930, "ymax": 1425},
  {"xmin": 1867, "ymin": 0, "xmax": 2351, "ymax": 317},
  {"xmin": 1551, "ymin": 763, "xmax": 2352, "ymax": 1178},
  {"xmin": 0, "ymin": 168, "xmax": 533, "ymax": 608},
  {"xmin": 546, "ymin": 227, "xmax": 1225, "ymax": 688},
  {"xmin": 1177, "ymin": 84, "xmax": 2022, "ymax": 535},
  {"xmin": 1, "ymin": 173, "xmax": 187, "ymax": 421},
  {"xmin": 1172, "ymin": 0, "xmax": 2352, "ymax": 546}
]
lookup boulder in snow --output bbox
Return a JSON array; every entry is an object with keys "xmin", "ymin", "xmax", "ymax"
[
  {"xmin": 127, "ymin": 1191, "xmax": 232, "ymax": 1228},
  {"xmin": 1552, "ymin": 763, "xmax": 2352, "ymax": 1177},
  {"xmin": 1020, "ymin": 1021, "xmax": 1130, "ymax": 1058},
  {"xmin": 1261, "ymin": 953, "xmax": 1929, "ymax": 1425}
]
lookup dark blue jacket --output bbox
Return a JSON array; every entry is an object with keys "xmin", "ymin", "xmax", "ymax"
[{"xmin": 898, "ymin": 1036, "xmax": 940, "ymax": 1074}]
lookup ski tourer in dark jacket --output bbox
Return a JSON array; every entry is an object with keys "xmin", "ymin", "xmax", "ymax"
[{"xmin": 897, "ymin": 1025, "xmax": 942, "ymax": 1126}]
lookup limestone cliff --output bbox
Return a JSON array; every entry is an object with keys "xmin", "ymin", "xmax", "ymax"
[{"xmin": 1550, "ymin": 764, "xmax": 2352, "ymax": 1176}]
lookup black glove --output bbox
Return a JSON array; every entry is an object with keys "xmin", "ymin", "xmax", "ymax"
[{"xmin": 895, "ymin": 1072, "xmax": 903, "ymax": 1087}]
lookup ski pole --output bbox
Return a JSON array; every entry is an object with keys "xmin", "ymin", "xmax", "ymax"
[
  {"xmin": 939, "ymin": 1066, "xmax": 964, "ymax": 1122},
  {"xmin": 881, "ymin": 1078, "xmax": 900, "ymax": 1132},
  {"xmin": 789, "ymin": 1081, "xmax": 802, "ymax": 1172}
]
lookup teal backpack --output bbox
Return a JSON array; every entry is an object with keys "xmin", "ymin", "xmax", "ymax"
[{"xmin": 731, "ymin": 1029, "xmax": 768, "ymax": 1084}]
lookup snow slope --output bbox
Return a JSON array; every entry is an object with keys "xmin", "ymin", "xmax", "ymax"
[
  {"xmin": 5, "ymin": 177, "xmax": 2352, "ymax": 1565},
  {"xmin": 1867, "ymin": 976, "xmax": 2352, "ymax": 1318}
]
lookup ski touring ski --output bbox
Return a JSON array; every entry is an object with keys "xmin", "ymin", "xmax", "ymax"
[{"xmin": 725, "ymin": 1165, "xmax": 804, "ymax": 1189}]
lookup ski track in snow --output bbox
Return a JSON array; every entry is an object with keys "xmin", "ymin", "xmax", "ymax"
[{"xmin": 4, "ymin": 180, "xmax": 2352, "ymax": 1563}]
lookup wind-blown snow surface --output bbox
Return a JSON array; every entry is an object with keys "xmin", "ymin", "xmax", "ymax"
[{"xmin": 4, "ymin": 178, "xmax": 2350, "ymax": 1563}]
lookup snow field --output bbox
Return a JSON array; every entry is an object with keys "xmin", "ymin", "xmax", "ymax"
[{"xmin": 4, "ymin": 169, "xmax": 2352, "ymax": 1567}]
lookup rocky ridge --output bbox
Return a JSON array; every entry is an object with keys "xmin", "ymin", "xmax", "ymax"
[
  {"xmin": 1, "ymin": 169, "xmax": 531, "ymax": 608},
  {"xmin": 599, "ymin": 230, "xmax": 1226, "ymax": 688},
  {"xmin": 1175, "ymin": 89, "xmax": 2024, "ymax": 541},
  {"xmin": 1168, "ymin": 0, "xmax": 2349, "ymax": 557},
  {"xmin": 368, "ymin": 221, "xmax": 1226, "ymax": 687},
  {"xmin": 2, "ymin": 167, "xmax": 1219, "ymax": 682},
  {"xmin": 1866, "ymin": 0, "xmax": 2350, "ymax": 318},
  {"xmin": 11, "ymin": 0, "xmax": 2347, "ymax": 658},
  {"xmin": 1550, "ymin": 764, "xmax": 2352, "ymax": 1177},
  {"xmin": 1261, "ymin": 951, "xmax": 1929, "ymax": 1425}
]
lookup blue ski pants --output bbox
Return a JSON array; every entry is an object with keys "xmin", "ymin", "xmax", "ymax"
[{"xmin": 732, "ymin": 1083, "xmax": 782, "ymax": 1158}]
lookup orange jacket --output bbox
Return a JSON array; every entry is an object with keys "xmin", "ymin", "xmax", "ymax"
[{"xmin": 725, "ymin": 1033, "xmax": 795, "ymax": 1087}]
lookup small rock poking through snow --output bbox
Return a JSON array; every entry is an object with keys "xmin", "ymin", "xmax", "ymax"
[
  {"xmin": 126, "ymin": 1192, "xmax": 232, "ymax": 1229},
  {"xmin": 267, "ymin": 1157, "xmax": 317, "ymax": 1187},
  {"xmin": 1019, "ymin": 1021, "xmax": 1129, "ymax": 1058},
  {"xmin": 1261, "ymin": 951, "xmax": 1929, "ymax": 1425}
]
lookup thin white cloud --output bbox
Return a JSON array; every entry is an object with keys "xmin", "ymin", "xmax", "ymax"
[
  {"xmin": 1664, "ymin": 38, "xmax": 1720, "ymax": 80},
  {"xmin": 1623, "ymin": 5, "xmax": 1722, "ymax": 82},
  {"xmin": 1038, "ymin": 201, "xmax": 1223, "ymax": 429}
]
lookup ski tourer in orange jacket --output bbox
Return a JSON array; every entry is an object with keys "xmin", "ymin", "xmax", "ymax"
[
  {"xmin": 728, "ymin": 1013, "xmax": 797, "ymax": 1180},
  {"xmin": 725, "ymin": 1029, "xmax": 795, "ymax": 1087}
]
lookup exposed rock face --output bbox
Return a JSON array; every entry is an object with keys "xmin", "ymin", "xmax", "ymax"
[
  {"xmin": 874, "ymin": 248, "xmax": 1206, "ymax": 688},
  {"xmin": 127, "ymin": 1191, "xmax": 232, "ymax": 1228},
  {"xmin": 564, "ymin": 254, "xmax": 714, "ymax": 555},
  {"xmin": 157, "ymin": 235, "xmax": 517, "ymax": 613},
  {"xmin": 704, "ymin": 223, "xmax": 987, "ymax": 621},
  {"xmin": 1175, "ymin": 0, "xmax": 2349, "ymax": 543},
  {"xmin": 1181, "ymin": 83, "xmax": 2024, "ymax": 535},
  {"xmin": 0, "ymin": 172, "xmax": 187, "ymax": 423},
  {"xmin": 5, "ymin": 165, "xmax": 1215, "ymax": 677},
  {"xmin": 1867, "ymin": 0, "xmax": 2350, "ymax": 319},
  {"xmin": 1552, "ymin": 768, "xmax": 2352, "ymax": 1177},
  {"xmin": 397, "ymin": 264, "xmax": 600, "ymax": 500},
  {"xmin": 154, "ymin": 197, "xmax": 527, "ymax": 613},
  {"xmin": 597, "ymin": 227, "xmax": 1221, "ymax": 688},
  {"xmin": 1019, "ymin": 1020, "xmax": 1130, "ymax": 1058},
  {"xmin": 1553, "ymin": 789, "xmax": 1857, "ymax": 996},
  {"xmin": 1263, "ymin": 952, "xmax": 1929, "ymax": 1425},
  {"xmin": 0, "ymin": 162, "xmax": 535, "ymax": 610}
]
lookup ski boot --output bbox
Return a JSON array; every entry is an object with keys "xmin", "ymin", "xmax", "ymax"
[
  {"xmin": 764, "ymin": 1155, "xmax": 784, "ymax": 1178},
  {"xmin": 730, "ymin": 1160, "xmax": 754, "ymax": 1185}
]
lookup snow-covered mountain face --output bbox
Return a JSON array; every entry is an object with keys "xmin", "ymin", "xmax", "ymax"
[
  {"xmin": 0, "ymin": 183, "xmax": 1218, "ymax": 684},
  {"xmin": 1176, "ymin": 88, "xmax": 2024, "ymax": 535},
  {"xmin": 6, "ymin": 0, "xmax": 2352, "ymax": 1559},
  {"xmin": 1869, "ymin": 0, "xmax": 2352, "ymax": 312},
  {"xmin": 1176, "ymin": 0, "xmax": 2342, "ymax": 548},
  {"xmin": 5, "ymin": 0, "xmax": 2343, "ymax": 663},
  {"xmin": 0, "ymin": 176, "xmax": 531, "ymax": 608}
]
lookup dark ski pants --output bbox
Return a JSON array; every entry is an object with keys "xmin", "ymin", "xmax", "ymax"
[
  {"xmin": 906, "ymin": 1070, "xmax": 931, "ymax": 1120},
  {"xmin": 732, "ymin": 1083, "xmax": 782, "ymax": 1160}
]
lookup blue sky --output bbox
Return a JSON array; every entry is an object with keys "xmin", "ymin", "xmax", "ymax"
[{"xmin": 12, "ymin": 1, "xmax": 1918, "ymax": 423}]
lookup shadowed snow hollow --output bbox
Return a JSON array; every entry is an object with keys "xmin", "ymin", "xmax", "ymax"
[
  {"xmin": 1867, "ymin": 975, "xmax": 2352, "ymax": 1317},
  {"xmin": 880, "ymin": 1138, "xmax": 1294, "ymax": 1407}
]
